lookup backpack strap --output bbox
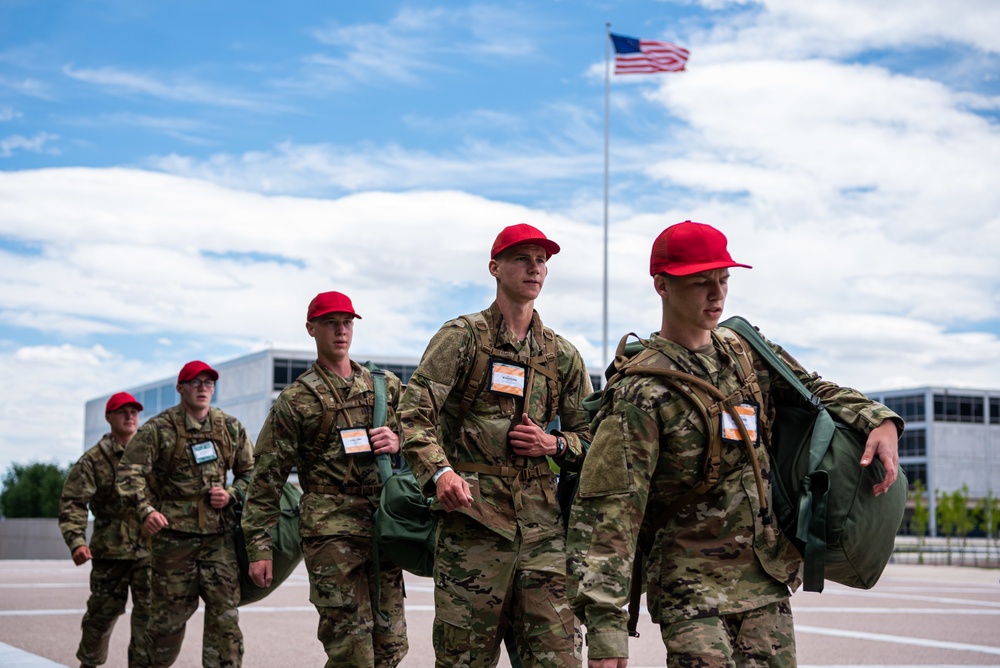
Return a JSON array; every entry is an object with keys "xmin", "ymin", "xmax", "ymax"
[
  {"xmin": 363, "ymin": 361, "xmax": 394, "ymax": 485},
  {"xmin": 454, "ymin": 314, "xmax": 493, "ymax": 428}
]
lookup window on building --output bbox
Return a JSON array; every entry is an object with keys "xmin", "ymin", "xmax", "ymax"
[
  {"xmin": 884, "ymin": 394, "xmax": 925, "ymax": 423},
  {"xmin": 379, "ymin": 363, "xmax": 419, "ymax": 385},
  {"xmin": 273, "ymin": 358, "xmax": 313, "ymax": 391},
  {"xmin": 903, "ymin": 462, "xmax": 926, "ymax": 491},
  {"xmin": 991, "ymin": 397, "xmax": 1000, "ymax": 425},
  {"xmin": 159, "ymin": 384, "xmax": 176, "ymax": 410},
  {"xmin": 933, "ymin": 394, "xmax": 984, "ymax": 423},
  {"xmin": 141, "ymin": 388, "xmax": 159, "ymax": 415},
  {"xmin": 898, "ymin": 428, "xmax": 926, "ymax": 457}
]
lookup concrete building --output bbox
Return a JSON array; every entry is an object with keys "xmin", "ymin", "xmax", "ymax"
[{"xmin": 869, "ymin": 387, "xmax": 1000, "ymax": 535}]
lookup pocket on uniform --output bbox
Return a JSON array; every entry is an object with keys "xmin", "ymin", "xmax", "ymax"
[
  {"xmin": 435, "ymin": 585, "xmax": 473, "ymax": 653},
  {"xmin": 578, "ymin": 414, "xmax": 635, "ymax": 497}
]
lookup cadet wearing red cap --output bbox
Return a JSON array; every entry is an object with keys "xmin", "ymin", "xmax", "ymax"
[
  {"xmin": 400, "ymin": 223, "xmax": 593, "ymax": 667},
  {"xmin": 59, "ymin": 392, "xmax": 152, "ymax": 668},
  {"xmin": 241, "ymin": 291, "xmax": 407, "ymax": 667},
  {"xmin": 117, "ymin": 361, "xmax": 254, "ymax": 667},
  {"xmin": 567, "ymin": 221, "xmax": 903, "ymax": 667}
]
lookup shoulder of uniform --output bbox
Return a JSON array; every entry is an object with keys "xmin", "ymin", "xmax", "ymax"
[
  {"xmin": 140, "ymin": 409, "xmax": 173, "ymax": 430},
  {"xmin": 444, "ymin": 313, "xmax": 481, "ymax": 331}
]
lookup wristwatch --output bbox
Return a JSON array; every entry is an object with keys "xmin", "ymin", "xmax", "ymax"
[{"xmin": 554, "ymin": 435, "xmax": 567, "ymax": 457}]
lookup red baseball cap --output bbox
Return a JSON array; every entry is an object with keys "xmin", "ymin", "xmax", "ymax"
[
  {"xmin": 490, "ymin": 224, "xmax": 561, "ymax": 259},
  {"xmin": 105, "ymin": 392, "xmax": 143, "ymax": 413},
  {"xmin": 307, "ymin": 291, "xmax": 362, "ymax": 321},
  {"xmin": 649, "ymin": 221, "xmax": 752, "ymax": 276},
  {"xmin": 177, "ymin": 360, "xmax": 219, "ymax": 384}
]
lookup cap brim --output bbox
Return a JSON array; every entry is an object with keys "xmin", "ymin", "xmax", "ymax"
[
  {"xmin": 309, "ymin": 309, "xmax": 361, "ymax": 321},
  {"xmin": 664, "ymin": 260, "xmax": 752, "ymax": 276},
  {"xmin": 496, "ymin": 237, "xmax": 561, "ymax": 258}
]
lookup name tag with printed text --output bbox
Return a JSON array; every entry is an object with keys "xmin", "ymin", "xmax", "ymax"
[
  {"xmin": 721, "ymin": 403, "xmax": 759, "ymax": 445},
  {"xmin": 340, "ymin": 427, "xmax": 373, "ymax": 455},
  {"xmin": 190, "ymin": 440, "xmax": 218, "ymax": 465},
  {"xmin": 488, "ymin": 360, "xmax": 526, "ymax": 398}
]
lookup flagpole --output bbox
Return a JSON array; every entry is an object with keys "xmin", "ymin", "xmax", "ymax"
[{"xmin": 602, "ymin": 22, "xmax": 611, "ymax": 375}]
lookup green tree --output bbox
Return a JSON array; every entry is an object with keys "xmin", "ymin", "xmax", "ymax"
[
  {"xmin": 936, "ymin": 488, "xmax": 958, "ymax": 565},
  {"xmin": 975, "ymin": 490, "xmax": 999, "ymax": 565},
  {"xmin": 951, "ymin": 485, "xmax": 972, "ymax": 565},
  {"xmin": 910, "ymin": 480, "xmax": 929, "ymax": 564},
  {"xmin": 0, "ymin": 462, "xmax": 68, "ymax": 518}
]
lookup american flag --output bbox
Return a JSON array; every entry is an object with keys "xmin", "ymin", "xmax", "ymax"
[{"xmin": 610, "ymin": 33, "xmax": 689, "ymax": 75}]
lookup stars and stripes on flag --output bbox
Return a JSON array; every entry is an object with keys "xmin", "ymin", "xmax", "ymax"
[{"xmin": 610, "ymin": 33, "xmax": 689, "ymax": 74}]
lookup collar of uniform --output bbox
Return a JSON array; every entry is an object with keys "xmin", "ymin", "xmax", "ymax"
[
  {"xmin": 102, "ymin": 432, "xmax": 127, "ymax": 456},
  {"xmin": 182, "ymin": 407, "xmax": 212, "ymax": 433},
  {"xmin": 485, "ymin": 300, "xmax": 543, "ymax": 351},
  {"xmin": 647, "ymin": 330, "xmax": 734, "ymax": 383}
]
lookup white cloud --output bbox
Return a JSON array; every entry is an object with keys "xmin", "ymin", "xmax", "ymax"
[
  {"xmin": 0, "ymin": 132, "xmax": 59, "ymax": 158},
  {"xmin": 693, "ymin": 0, "xmax": 1000, "ymax": 60},
  {"xmin": 62, "ymin": 65, "xmax": 283, "ymax": 112},
  {"xmin": 147, "ymin": 138, "xmax": 602, "ymax": 197}
]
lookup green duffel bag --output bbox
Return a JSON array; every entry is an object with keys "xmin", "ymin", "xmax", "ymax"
[
  {"xmin": 233, "ymin": 480, "xmax": 303, "ymax": 606},
  {"xmin": 722, "ymin": 316, "xmax": 908, "ymax": 592},
  {"xmin": 372, "ymin": 465, "xmax": 436, "ymax": 578}
]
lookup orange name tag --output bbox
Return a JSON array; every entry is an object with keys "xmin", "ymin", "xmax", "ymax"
[
  {"xmin": 489, "ymin": 361, "xmax": 526, "ymax": 397},
  {"xmin": 722, "ymin": 403, "xmax": 759, "ymax": 443}
]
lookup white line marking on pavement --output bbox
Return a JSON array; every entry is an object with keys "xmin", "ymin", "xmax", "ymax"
[
  {"xmin": 815, "ymin": 588, "xmax": 1000, "ymax": 608},
  {"xmin": 0, "ymin": 642, "xmax": 68, "ymax": 667},
  {"xmin": 0, "ymin": 604, "xmax": 440, "ymax": 617},
  {"xmin": 795, "ymin": 607, "xmax": 1000, "ymax": 614},
  {"xmin": 795, "ymin": 625, "xmax": 1000, "ymax": 656}
]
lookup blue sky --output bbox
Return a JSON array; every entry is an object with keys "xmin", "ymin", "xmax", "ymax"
[{"xmin": 1, "ymin": 0, "xmax": 999, "ymax": 475}]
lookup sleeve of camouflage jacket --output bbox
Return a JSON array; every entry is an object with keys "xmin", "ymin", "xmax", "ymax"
[
  {"xmin": 550, "ymin": 335, "xmax": 594, "ymax": 471},
  {"xmin": 399, "ymin": 323, "xmax": 472, "ymax": 494},
  {"xmin": 766, "ymin": 335, "xmax": 904, "ymax": 434},
  {"xmin": 566, "ymin": 385, "xmax": 660, "ymax": 660},
  {"xmin": 58, "ymin": 455, "xmax": 96, "ymax": 554},
  {"xmin": 228, "ymin": 419, "xmax": 255, "ymax": 501},
  {"xmin": 116, "ymin": 424, "xmax": 159, "ymax": 522},
  {"xmin": 241, "ymin": 396, "xmax": 298, "ymax": 562}
]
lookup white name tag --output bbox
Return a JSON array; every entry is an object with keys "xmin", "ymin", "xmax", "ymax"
[
  {"xmin": 722, "ymin": 403, "xmax": 759, "ymax": 444},
  {"xmin": 340, "ymin": 427, "xmax": 373, "ymax": 456},
  {"xmin": 190, "ymin": 440, "xmax": 218, "ymax": 465},
  {"xmin": 489, "ymin": 361, "xmax": 526, "ymax": 397}
]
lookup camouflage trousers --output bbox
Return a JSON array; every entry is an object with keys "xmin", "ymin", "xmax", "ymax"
[
  {"xmin": 660, "ymin": 599, "xmax": 796, "ymax": 667},
  {"xmin": 77, "ymin": 556, "xmax": 152, "ymax": 667},
  {"xmin": 146, "ymin": 530, "xmax": 243, "ymax": 668},
  {"xmin": 301, "ymin": 533, "xmax": 408, "ymax": 668},
  {"xmin": 433, "ymin": 512, "xmax": 579, "ymax": 668}
]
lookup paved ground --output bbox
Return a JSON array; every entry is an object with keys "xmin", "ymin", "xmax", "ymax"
[{"xmin": 1, "ymin": 559, "xmax": 998, "ymax": 667}]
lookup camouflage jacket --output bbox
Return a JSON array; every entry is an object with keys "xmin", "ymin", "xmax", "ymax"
[
  {"xmin": 58, "ymin": 434, "xmax": 150, "ymax": 560},
  {"xmin": 567, "ymin": 325, "xmax": 903, "ymax": 659},
  {"xmin": 116, "ymin": 405, "xmax": 254, "ymax": 535},
  {"xmin": 242, "ymin": 361, "xmax": 402, "ymax": 561},
  {"xmin": 400, "ymin": 302, "xmax": 593, "ymax": 543}
]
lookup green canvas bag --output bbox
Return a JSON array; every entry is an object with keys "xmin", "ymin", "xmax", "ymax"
[
  {"xmin": 720, "ymin": 316, "xmax": 908, "ymax": 592},
  {"xmin": 233, "ymin": 481, "xmax": 303, "ymax": 606},
  {"xmin": 368, "ymin": 365, "xmax": 436, "ymax": 579}
]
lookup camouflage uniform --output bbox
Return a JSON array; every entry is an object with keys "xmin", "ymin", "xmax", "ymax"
[
  {"xmin": 400, "ymin": 302, "xmax": 593, "ymax": 668},
  {"xmin": 241, "ymin": 361, "xmax": 408, "ymax": 668},
  {"xmin": 567, "ymin": 326, "xmax": 903, "ymax": 666},
  {"xmin": 59, "ymin": 433, "xmax": 152, "ymax": 667},
  {"xmin": 117, "ymin": 404, "xmax": 254, "ymax": 668}
]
